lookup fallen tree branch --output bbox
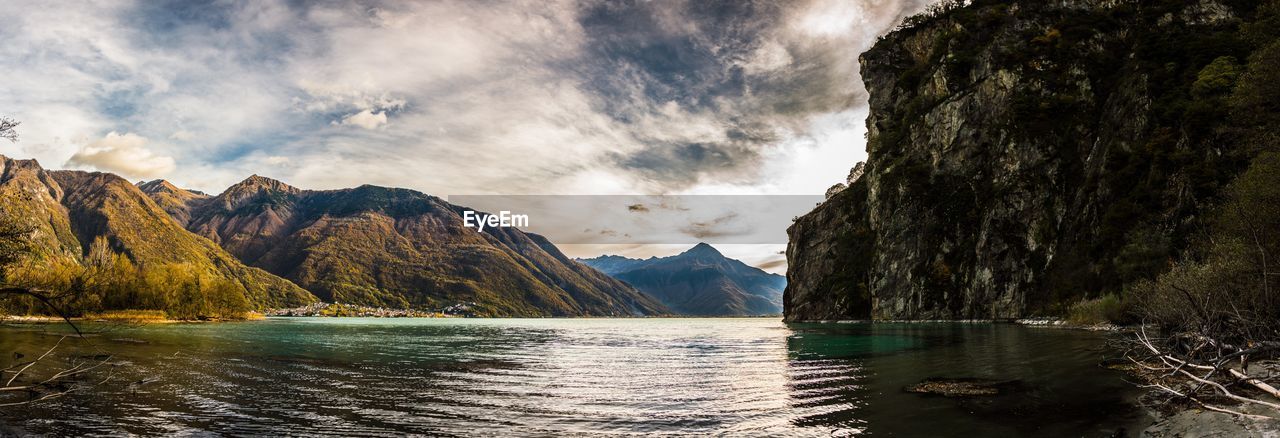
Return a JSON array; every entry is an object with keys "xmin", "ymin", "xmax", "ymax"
[
  {"xmin": 0, "ymin": 287, "xmax": 82, "ymax": 336},
  {"xmin": 5, "ymin": 335, "xmax": 65, "ymax": 387},
  {"xmin": 1128, "ymin": 325, "xmax": 1280, "ymax": 419},
  {"xmin": 1229, "ymin": 368, "xmax": 1280, "ymax": 399}
]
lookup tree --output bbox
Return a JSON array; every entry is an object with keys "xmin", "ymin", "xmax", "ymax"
[
  {"xmin": 846, "ymin": 162, "xmax": 866, "ymax": 185},
  {"xmin": 1232, "ymin": 42, "xmax": 1280, "ymax": 154},
  {"xmin": 1, "ymin": 129, "xmax": 112, "ymax": 405},
  {"xmin": 0, "ymin": 118, "xmax": 26, "ymax": 281},
  {"xmin": 824, "ymin": 183, "xmax": 846, "ymax": 199},
  {"xmin": 0, "ymin": 210, "xmax": 32, "ymax": 283},
  {"xmin": 1124, "ymin": 153, "xmax": 1280, "ymax": 420},
  {"xmin": 0, "ymin": 117, "xmax": 17, "ymax": 143},
  {"xmin": 1, "ymin": 210, "xmax": 114, "ymax": 408}
]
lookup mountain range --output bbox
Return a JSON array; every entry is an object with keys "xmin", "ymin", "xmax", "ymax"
[
  {"xmin": 0, "ymin": 155, "xmax": 314, "ymax": 308},
  {"xmin": 578, "ymin": 243, "xmax": 786, "ymax": 316},
  {"xmin": 1, "ymin": 155, "xmax": 668, "ymax": 317}
]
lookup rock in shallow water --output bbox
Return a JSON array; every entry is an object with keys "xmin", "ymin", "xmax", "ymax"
[{"xmin": 905, "ymin": 378, "xmax": 1024, "ymax": 397}]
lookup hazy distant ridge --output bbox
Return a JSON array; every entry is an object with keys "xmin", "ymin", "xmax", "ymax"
[{"xmin": 579, "ymin": 243, "xmax": 785, "ymax": 316}]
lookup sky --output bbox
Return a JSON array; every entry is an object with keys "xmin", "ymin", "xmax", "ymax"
[{"xmin": 0, "ymin": 0, "xmax": 934, "ymax": 271}]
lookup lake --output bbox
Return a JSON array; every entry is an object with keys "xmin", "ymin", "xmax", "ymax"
[{"xmin": 0, "ymin": 318, "xmax": 1143, "ymax": 436}]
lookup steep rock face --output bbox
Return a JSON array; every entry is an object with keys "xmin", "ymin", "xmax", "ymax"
[
  {"xmin": 784, "ymin": 184, "xmax": 873, "ymax": 321},
  {"xmin": 786, "ymin": 0, "xmax": 1255, "ymax": 321},
  {"xmin": 174, "ymin": 177, "xmax": 668, "ymax": 317},
  {"xmin": 0, "ymin": 156, "xmax": 78, "ymax": 259},
  {"xmin": 0, "ymin": 155, "xmax": 316, "ymax": 309},
  {"xmin": 580, "ymin": 243, "xmax": 786, "ymax": 316}
]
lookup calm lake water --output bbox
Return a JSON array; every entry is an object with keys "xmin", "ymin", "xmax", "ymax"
[{"xmin": 1, "ymin": 318, "xmax": 1143, "ymax": 436}]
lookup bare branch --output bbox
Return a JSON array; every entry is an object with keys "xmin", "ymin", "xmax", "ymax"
[
  {"xmin": 0, "ymin": 117, "xmax": 17, "ymax": 143},
  {"xmin": 0, "ymin": 287, "xmax": 83, "ymax": 337},
  {"xmin": 5, "ymin": 335, "xmax": 66, "ymax": 387}
]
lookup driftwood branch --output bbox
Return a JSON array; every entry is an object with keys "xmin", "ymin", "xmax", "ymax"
[
  {"xmin": 1127, "ymin": 325, "xmax": 1280, "ymax": 420},
  {"xmin": 0, "ymin": 285, "xmax": 112, "ymax": 408},
  {"xmin": 5, "ymin": 335, "xmax": 66, "ymax": 387}
]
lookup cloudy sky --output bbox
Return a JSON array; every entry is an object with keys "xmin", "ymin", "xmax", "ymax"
[{"xmin": 0, "ymin": 0, "xmax": 932, "ymax": 270}]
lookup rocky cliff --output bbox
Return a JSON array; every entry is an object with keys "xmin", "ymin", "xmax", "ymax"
[{"xmin": 786, "ymin": 0, "xmax": 1268, "ymax": 321}]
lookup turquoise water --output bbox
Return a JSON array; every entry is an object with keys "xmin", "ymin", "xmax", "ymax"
[{"xmin": 1, "ymin": 318, "xmax": 1141, "ymax": 436}]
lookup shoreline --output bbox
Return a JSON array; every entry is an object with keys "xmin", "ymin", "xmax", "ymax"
[
  {"xmin": 1119, "ymin": 358, "xmax": 1280, "ymax": 435},
  {"xmin": 0, "ymin": 311, "xmax": 265, "ymax": 325},
  {"xmin": 785, "ymin": 317, "xmax": 1125, "ymax": 331},
  {"xmin": 1, "ymin": 313, "xmax": 789, "ymax": 325}
]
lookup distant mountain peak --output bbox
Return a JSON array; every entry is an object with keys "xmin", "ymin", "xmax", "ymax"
[
  {"xmin": 0, "ymin": 154, "xmax": 44, "ymax": 173},
  {"xmin": 204, "ymin": 174, "xmax": 301, "ymax": 212},
  {"xmin": 678, "ymin": 242, "xmax": 723, "ymax": 259},
  {"xmin": 137, "ymin": 179, "xmax": 182, "ymax": 194},
  {"xmin": 579, "ymin": 242, "xmax": 785, "ymax": 316},
  {"xmin": 220, "ymin": 174, "xmax": 300, "ymax": 199},
  {"xmin": 243, "ymin": 174, "xmax": 280, "ymax": 186},
  {"xmin": 138, "ymin": 178, "xmax": 208, "ymax": 226}
]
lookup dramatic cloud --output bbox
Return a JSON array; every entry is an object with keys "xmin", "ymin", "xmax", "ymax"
[
  {"xmin": 66, "ymin": 132, "xmax": 176, "ymax": 178},
  {"xmin": 1, "ymin": 0, "xmax": 933, "ymax": 195},
  {"xmin": 2, "ymin": 0, "xmax": 937, "ymax": 267}
]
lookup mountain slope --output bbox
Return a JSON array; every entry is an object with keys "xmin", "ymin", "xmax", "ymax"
[
  {"xmin": 579, "ymin": 243, "xmax": 786, "ymax": 316},
  {"xmin": 137, "ymin": 179, "xmax": 209, "ymax": 226},
  {"xmin": 159, "ymin": 176, "xmax": 667, "ymax": 317},
  {"xmin": 0, "ymin": 155, "xmax": 316, "ymax": 309},
  {"xmin": 785, "ymin": 0, "xmax": 1277, "ymax": 321}
]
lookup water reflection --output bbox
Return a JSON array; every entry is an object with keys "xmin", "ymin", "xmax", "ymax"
[
  {"xmin": 0, "ymin": 319, "xmax": 1139, "ymax": 436},
  {"xmin": 785, "ymin": 323, "xmax": 1142, "ymax": 437}
]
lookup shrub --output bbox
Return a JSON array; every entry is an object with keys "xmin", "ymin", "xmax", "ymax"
[
  {"xmin": 1191, "ymin": 56, "xmax": 1241, "ymax": 98},
  {"xmin": 1067, "ymin": 294, "xmax": 1128, "ymax": 325},
  {"xmin": 1130, "ymin": 150, "xmax": 1280, "ymax": 344}
]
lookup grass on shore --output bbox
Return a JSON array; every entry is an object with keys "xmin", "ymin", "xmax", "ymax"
[
  {"xmin": 1066, "ymin": 294, "xmax": 1128, "ymax": 326},
  {"xmin": 83, "ymin": 310, "xmax": 169, "ymax": 322}
]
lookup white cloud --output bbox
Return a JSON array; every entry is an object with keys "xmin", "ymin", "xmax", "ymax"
[
  {"xmin": 264, "ymin": 155, "xmax": 291, "ymax": 166},
  {"xmin": 742, "ymin": 40, "xmax": 793, "ymax": 74},
  {"xmin": 796, "ymin": 0, "xmax": 865, "ymax": 37},
  {"xmin": 295, "ymin": 80, "xmax": 408, "ymax": 114},
  {"xmin": 65, "ymin": 132, "xmax": 176, "ymax": 178},
  {"xmin": 169, "ymin": 130, "xmax": 195, "ymax": 141},
  {"xmin": 337, "ymin": 109, "xmax": 388, "ymax": 130}
]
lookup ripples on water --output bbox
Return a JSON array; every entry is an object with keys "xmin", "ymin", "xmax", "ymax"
[{"xmin": 1, "ymin": 318, "xmax": 1141, "ymax": 436}]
